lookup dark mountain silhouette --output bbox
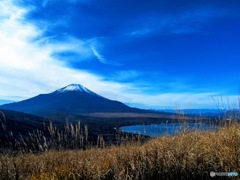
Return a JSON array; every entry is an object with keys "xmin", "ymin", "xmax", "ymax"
[
  {"xmin": 0, "ymin": 84, "xmax": 144, "ymax": 116},
  {"xmin": 0, "ymin": 109, "xmax": 48, "ymax": 137}
]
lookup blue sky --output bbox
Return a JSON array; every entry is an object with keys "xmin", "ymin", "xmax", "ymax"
[{"xmin": 0, "ymin": 0, "xmax": 239, "ymax": 109}]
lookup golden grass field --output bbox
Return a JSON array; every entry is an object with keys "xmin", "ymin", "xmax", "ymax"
[{"xmin": 0, "ymin": 120, "xmax": 240, "ymax": 180}]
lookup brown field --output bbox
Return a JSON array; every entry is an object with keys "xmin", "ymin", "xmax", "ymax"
[{"xmin": 0, "ymin": 120, "xmax": 240, "ymax": 180}]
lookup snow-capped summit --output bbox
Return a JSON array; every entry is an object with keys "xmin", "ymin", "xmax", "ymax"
[
  {"xmin": 0, "ymin": 83, "xmax": 144, "ymax": 115},
  {"xmin": 56, "ymin": 84, "xmax": 96, "ymax": 95}
]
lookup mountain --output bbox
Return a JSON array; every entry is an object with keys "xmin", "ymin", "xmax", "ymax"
[
  {"xmin": 0, "ymin": 109, "xmax": 48, "ymax": 137},
  {"xmin": 0, "ymin": 84, "xmax": 142, "ymax": 116}
]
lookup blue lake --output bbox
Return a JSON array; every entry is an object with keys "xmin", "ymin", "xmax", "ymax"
[{"xmin": 121, "ymin": 122, "xmax": 218, "ymax": 137}]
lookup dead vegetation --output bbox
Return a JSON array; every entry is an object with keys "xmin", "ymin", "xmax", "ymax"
[{"xmin": 0, "ymin": 118, "xmax": 240, "ymax": 179}]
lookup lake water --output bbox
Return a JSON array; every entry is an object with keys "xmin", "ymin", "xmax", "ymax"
[{"xmin": 121, "ymin": 122, "xmax": 218, "ymax": 137}]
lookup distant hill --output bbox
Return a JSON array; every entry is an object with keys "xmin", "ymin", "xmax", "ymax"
[
  {"xmin": 0, "ymin": 109, "xmax": 48, "ymax": 137},
  {"xmin": 0, "ymin": 84, "xmax": 145, "ymax": 116},
  {"xmin": 156, "ymin": 108, "xmax": 239, "ymax": 118}
]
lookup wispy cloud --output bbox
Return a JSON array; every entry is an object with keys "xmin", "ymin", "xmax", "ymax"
[
  {"xmin": 89, "ymin": 38, "xmax": 121, "ymax": 66},
  {"xmin": 129, "ymin": 28, "xmax": 154, "ymax": 36},
  {"xmin": 0, "ymin": 1, "xmax": 123, "ymax": 98},
  {"xmin": 90, "ymin": 45, "xmax": 108, "ymax": 64},
  {"xmin": 111, "ymin": 70, "xmax": 141, "ymax": 81},
  {"xmin": 127, "ymin": 7, "xmax": 231, "ymax": 37},
  {"xmin": 47, "ymin": 36, "xmax": 95, "ymax": 62},
  {"xmin": 42, "ymin": 0, "xmax": 91, "ymax": 7},
  {"xmin": 0, "ymin": 0, "xmax": 238, "ymax": 109}
]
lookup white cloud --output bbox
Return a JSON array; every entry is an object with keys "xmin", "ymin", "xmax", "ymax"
[
  {"xmin": 46, "ymin": 36, "xmax": 95, "ymax": 61},
  {"xmin": 0, "ymin": 1, "xmax": 125, "ymax": 98},
  {"xmin": 129, "ymin": 28, "xmax": 154, "ymax": 36},
  {"xmin": 90, "ymin": 45, "xmax": 108, "ymax": 64},
  {"xmin": 127, "ymin": 7, "xmax": 230, "ymax": 37},
  {"xmin": 42, "ymin": 0, "xmax": 93, "ymax": 7},
  {"xmin": 112, "ymin": 70, "xmax": 141, "ymax": 81},
  {"xmin": 0, "ymin": 0, "xmax": 237, "ymax": 109}
]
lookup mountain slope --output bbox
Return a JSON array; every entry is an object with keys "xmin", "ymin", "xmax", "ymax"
[{"xmin": 0, "ymin": 84, "xmax": 140, "ymax": 116}]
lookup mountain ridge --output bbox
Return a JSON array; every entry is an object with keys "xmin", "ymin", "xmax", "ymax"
[{"xmin": 0, "ymin": 84, "xmax": 146, "ymax": 116}]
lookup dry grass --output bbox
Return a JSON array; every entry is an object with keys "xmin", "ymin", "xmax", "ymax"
[{"xmin": 1, "ymin": 120, "xmax": 240, "ymax": 180}]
